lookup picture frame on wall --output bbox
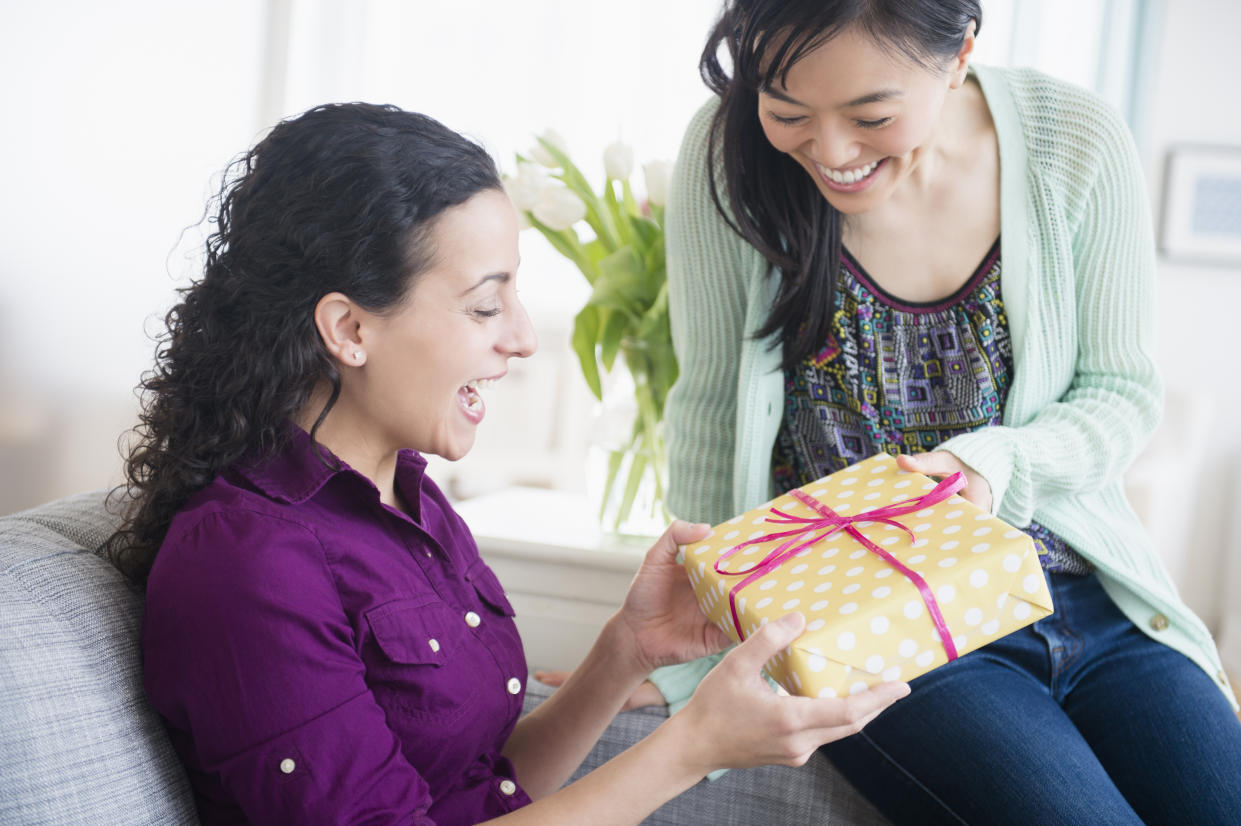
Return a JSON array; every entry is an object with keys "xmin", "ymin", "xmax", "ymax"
[{"xmin": 1160, "ymin": 145, "xmax": 1241, "ymax": 266}]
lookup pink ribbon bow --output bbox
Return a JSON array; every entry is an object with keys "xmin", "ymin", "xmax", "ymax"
[{"xmin": 713, "ymin": 471, "xmax": 967, "ymax": 662}]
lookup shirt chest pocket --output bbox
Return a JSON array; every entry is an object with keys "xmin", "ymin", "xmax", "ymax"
[{"xmin": 364, "ymin": 597, "xmax": 479, "ymax": 724}]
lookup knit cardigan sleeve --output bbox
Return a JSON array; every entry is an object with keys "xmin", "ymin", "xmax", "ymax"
[{"xmin": 938, "ymin": 69, "xmax": 1163, "ymax": 528}]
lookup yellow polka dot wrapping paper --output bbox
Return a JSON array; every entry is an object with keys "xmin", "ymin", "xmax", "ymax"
[{"xmin": 682, "ymin": 453, "xmax": 1055, "ymax": 698}]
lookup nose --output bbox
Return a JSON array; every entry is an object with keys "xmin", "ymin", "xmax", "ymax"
[
  {"xmin": 812, "ymin": 118, "xmax": 861, "ymax": 170},
  {"xmin": 503, "ymin": 295, "xmax": 538, "ymax": 359}
]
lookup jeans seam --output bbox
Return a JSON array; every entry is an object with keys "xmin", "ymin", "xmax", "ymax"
[{"xmin": 855, "ymin": 729, "xmax": 973, "ymax": 825}]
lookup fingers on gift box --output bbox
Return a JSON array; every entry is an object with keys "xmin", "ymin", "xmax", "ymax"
[{"xmin": 682, "ymin": 453, "xmax": 1054, "ymax": 698}]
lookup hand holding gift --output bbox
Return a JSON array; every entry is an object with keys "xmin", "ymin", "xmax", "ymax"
[{"xmin": 683, "ymin": 453, "xmax": 1054, "ymax": 699}]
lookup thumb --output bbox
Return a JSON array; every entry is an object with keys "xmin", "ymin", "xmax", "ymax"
[
  {"xmin": 647, "ymin": 519, "xmax": 712, "ymax": 560},
  {"xmin": 897, "ymin": 451, "xmax": 958, "ymax": 478},
  {"xmin": 730, "ymin": 612, "xmax": 805, "ymax": 673}
]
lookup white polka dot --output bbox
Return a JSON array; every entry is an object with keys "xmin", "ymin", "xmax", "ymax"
[
  {"xmin": 837, "ymin": 490, "xmax": 855, "ymax": 499},
  {"xmin": 865, "ymin": 655, "xmax": 885, "ymax": 673},
  {"xmin": 756, "ymin": 597, "xmax": 773, "ymax": 610},
  {"xmin": 895, "ymin": 479, "xmax": 912, "ymax": 489},
  {"xmin": 973, "ymin": 526, "xmax": 993, "ymax": 536},
  {"xmin": 981, "ymin": 620, "xmax": 1000, "ymax": 635},
  {"xmin": 818, "ymin": 686, "xmax": 838, "ymax": 698},
  {"xmin": 938, "ymin": 554, "xmax": 959, "ymax": 565},
  {"xmin": 839, "ymin": 602, "xmax": 859, "ymax": 615},
  {"xmin": 953, "ymin": 634, "xmax": 968, "ymax": 651},
  {"xmin": 841, "ymin": 477, "xmax": 859, "ymax": 486},
  {"xmin": 737, "ymin": 597, "xmax": 747, "ymax": 614},
  {"xmin": 821, "ymin": 547, "xmax": 840, "ymax": 559},
  {"xmin": 916, "ymin": 508, "xmax": 934, "ymax": 517},
  {"xmin": 747, "ymin": 530, "xmax": 764, "ymax": 540},
  {"xmin": 898, "ymin": 639, "xmax": 918, "ymax": 657},
  {"xmin": 870, "ymin": 463, "xmax": 887, "ymax": 474},
  {"xmin": 942, "ymin": 525, "xmax": 962, "ymax": 535},
  {"xmin": 908, "ymin": 554, "xmax": 927, "ymax": 565},
  {"xmin": 996, "ymin": 593, "xmax": 1009, "ymax": 609},
  {"xmin": 849, "ymin": 549, "xmax": 868, "ymax": 560},
  {"xmin": 872, "ymin": 586, "xmax": 892, "ymax": 599},
  {"xmin": 1013, "ymin": 602, "xmax": 1032, "ymax": 621},
  {"xmin": 782, "ymin": 599, "xmax": 801, "ymax": 610},
  {"xmin": 937, "ymin": 585, "xmax": 956, "ymax": 603},
  {"xmin": 835, "ymin": 502, "xmax": 853, "ymax": 512},
  {"xmin": 703, "ymin": 529, "xmax": 717, "ymax": 539},
  {"xmin": 837, "ymin": 631, "xmax": 856, "ymax": 650},
  {"xmin": 921, "ymin": 482, "xmax": 937, "ymax": 491},
  {"xmin": 1022, "ymin": 574, "xmax": 1042, "ymax": 594},
  {"xmin": 1004, "ymin": 529, "xmax": 1023, "ymax": 539},
  {"xmin": 786, "ymin": 580, "xmax": 804, "ymax": 592},
  {"xmin": 849, "ymin": 681, "xmax": 870, "ymax": 695},
  {"xmin": 913, "ymin": 523, "xmax": 931, "ymax": 533},
  {"xmin": 846, "ymin": 566, "xmax": 864, "ymax": 577},
  {"xmin": 807, "ymin": 619, "xmax": 826, "ymax": 631},
  {"xmin": 693, "ymin": 544, "xmax": 710, "ymax": 556},
  {"xmin": 964, "ymin": 608, "xmax": 983, "ymax": 626},
  {"xmin": 945, "ymin": 510, "xmax": 963, "ymax": 519},
  {"xmin": 810, "ymin": 487, "xmax": 828, "ymax": 497},
  {"xmin": 875, "ymin": 569, "xmax": 894, "ymax": 579},
  {"xmin": 760, "ymin": 580, "xmax": 777, "ymax": 591},
  {"xmin": 789, "ymin": 671, "xmax": 801, "ymax": 690},
  {"xmin": 790, "ymin": 563, "xmax": 809, "ymax": 575},
  {"xmin": 904, "ymin": 601, "xmax": 924, "ymax": 619},
  {"xmin": 911, "ymin": 538, "xmax": 930, "ymax": 548},
  {"xmin": 810, "ymin": 600, "xmax": 829, "ymax": 612},
  {"xmin": 971, "ymin": 542, "xmax": 991, "ymax": 553},
  {"xmin": 969, "ymin": 570, "xmax": 989, "ymax": 588},
  {"xmin": 843, "ymin": 583, "xmax": 861, "ymax": 595},
  {"xmin": 752, "ymin": 514, "xmax": 768, "ymax": 525},
  {"xmin": 915, "ymin": 650, "xmax": 935, "ymax": 667},
  {"xmin": 863, "ymin": 492, "xmax": 881, "ymax": 501},
  {"xmin": 742, "ymin": 546, "xmax": 760, "ymax": 556},
  {"xmin": 818, "ymin": 564, "xmax": 837, "ymax": 575},
  {"xmin": 723, "ymin": 529, "xmax": 740, "ymax": 540},
  {"xmin": 807, "ymin": 653, "xmax": 827, "ymax": 673},
  {"xmin": 881, "ymin": 536, "xmax": 901, "ymax": 545},
  {"xmin": 727, "ymin": 515, "xmax": 744, "ymax": 525},
  {"xmin": 870, "ymin": 616, "xmax": 891, "ymax": 635},
  {"xmin": 882, "ymin": 666, "xmax": 903, "ymax": 681},
  {"xmin": 1002, "ymin": 554, "xmax": 1022, "ymax": 573},
  {"xmin": 737, "ymin": 561, "xmax": 757, "ymax": 573}
]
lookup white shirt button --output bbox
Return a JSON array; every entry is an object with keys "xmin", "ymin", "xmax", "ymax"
[
  {"xmin": 465, "ymin": 611, "xmax": 482, "ymax": 628},
  {"xmin": 499, "ymin": 779, "xmax": 517, "ymax": 796},
  {"xmin": 506, "ymin": 677, "xmax": 522, "ymax": 695},
  {"xmin": 428, "ymin": 638, "xmax": 440, "ymax": 653},
  {"xmin": 279, "ymin": 758, "xmax": 296, "ymax": 774}
]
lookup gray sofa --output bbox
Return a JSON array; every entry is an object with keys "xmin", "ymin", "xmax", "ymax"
[{"xmin": 0, "ymin": 491, "xmax": 887, "ymax": 825}]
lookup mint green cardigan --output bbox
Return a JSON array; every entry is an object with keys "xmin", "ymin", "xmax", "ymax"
[{"xmin": 651, "ymin": 65, "xmax": 1235, "ymax": 711}]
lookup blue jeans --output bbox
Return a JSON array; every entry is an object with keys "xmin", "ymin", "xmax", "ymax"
[{"xmin": 821, "ymin": 571, "xmax": 1241, "ymax": 824}]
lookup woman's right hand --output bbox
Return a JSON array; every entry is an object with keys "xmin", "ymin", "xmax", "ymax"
[{"xmin": 673, "ymin": 613, "xmax": 910, "ymax": 772}]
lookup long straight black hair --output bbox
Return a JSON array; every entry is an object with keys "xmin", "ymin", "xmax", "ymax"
[{"xmin": 701, "ymin": 0, "xmax": 981, "ymax": 369}]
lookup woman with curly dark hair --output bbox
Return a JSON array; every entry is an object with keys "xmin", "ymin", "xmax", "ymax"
[{"xmin": 109, "ymin": 102, "xmax": 907, "ymax": 825}]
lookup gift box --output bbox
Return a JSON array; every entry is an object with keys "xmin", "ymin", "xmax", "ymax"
[{"xmin": 683, "ymin": 453, "xmax": 1054, "ymax": 698}]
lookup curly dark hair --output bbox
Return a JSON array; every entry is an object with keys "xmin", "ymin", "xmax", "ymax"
[
  {"xmin": 701, "ymin": 0, "xmax": 981, "ymax": 368},
  {"xmin": 106, "ymin": 102, "xmax": 502, "ymax": 584}
]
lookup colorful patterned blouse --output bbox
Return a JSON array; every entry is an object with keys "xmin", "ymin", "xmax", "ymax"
[{"xmin": 772, "ymin": 241, "xmax": 1090, "ymax": 574}]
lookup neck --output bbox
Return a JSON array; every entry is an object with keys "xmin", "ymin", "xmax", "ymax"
[{"xmin": 294, "ymin": 386, "xmax": 401, "ymax": 510}]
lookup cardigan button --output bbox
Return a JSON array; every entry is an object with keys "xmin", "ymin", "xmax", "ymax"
[
  {"xmin": 279, "ymin": 758, "xmax": 296, "ymax": 774},
  {"xmin": 1149, "ymin": 614, "xmax": 1169, "ymax": 632},
  {"xmin": 507, "ymin": 677, "xmax": 522, "ymax": 695},
  {"xmin": 465, "ymin": 611, "xmax": 482, "ymax": 628},
  {"xmin": 499, "ymin": 779, "xmax": 517, "ymax": 796}
]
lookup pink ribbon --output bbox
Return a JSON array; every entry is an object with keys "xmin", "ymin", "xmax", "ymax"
[{"xmin": 713, "ymin": 471, "xmax": 967, "ymax": 661}]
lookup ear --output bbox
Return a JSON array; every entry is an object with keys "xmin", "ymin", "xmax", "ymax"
[
  {"xmin": 947, "ymin": 18, "xmax": 977, "ymax": 89},
  {"xmin": 314, "ymin": 292, "xmax": 369, "ymax": 367}
]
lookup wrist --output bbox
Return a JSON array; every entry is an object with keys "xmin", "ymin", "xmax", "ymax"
[{"xmin": 598, "ymin": 612, "xmax": 656, "ymax": 684}]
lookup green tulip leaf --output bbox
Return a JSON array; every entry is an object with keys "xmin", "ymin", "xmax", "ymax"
[{"xmin": 571, "ymin": 304, "xmax": 603, "ymax": 400}]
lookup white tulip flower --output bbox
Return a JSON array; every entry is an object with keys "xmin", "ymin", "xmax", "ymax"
[
  {"xmin": 503, "ymin": 161, "xmax": 549, "ymax": 212},
  {"xmin": 532, "ymin": 185, "xmax": 587, "ymax": 231},
  {"xmin": 643, "ymin": 160, "xmax": 674, "ymax": 207},
  {"xmin": 603, "ymin": 141, "xmax": 634, "ymax": 180},
  {"xmin": 529, "ymin": 128, "xmax": 569, "ymax": 168}
]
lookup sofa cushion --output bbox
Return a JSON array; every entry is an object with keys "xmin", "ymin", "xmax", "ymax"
[{"xmin": 0, "ymin": 492, "xmax": 198, "ymax": 825}]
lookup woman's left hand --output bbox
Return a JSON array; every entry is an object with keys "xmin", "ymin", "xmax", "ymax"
[
  {"xmin": 897, "ymin": 451, "xmax": 993, "ymax": 512},
  {"xmin": 617, "ymin": 520, "xmax": 732, "ymax": 673}
]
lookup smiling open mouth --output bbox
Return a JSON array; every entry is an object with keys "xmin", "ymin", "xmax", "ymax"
[{"xmin": 816, "ymin": 159, "xmax": 881, "ymax": 186}]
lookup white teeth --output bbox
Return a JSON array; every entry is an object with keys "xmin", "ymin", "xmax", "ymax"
[{"xmin": 818, "ymin": 160, "xmax": 879, "ymax": 186}]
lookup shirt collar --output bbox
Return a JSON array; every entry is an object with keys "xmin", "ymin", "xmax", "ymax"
[{"xmin": 237, "ymin": 424, "xmax": 429, "ymax": 506}]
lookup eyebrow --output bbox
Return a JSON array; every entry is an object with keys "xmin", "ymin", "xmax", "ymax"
[
  {"xmin": 459, "ymin": 272, "xmax": 510, "ymax": 297},
  {"xmin": 762, "ymin": 85, "xmax": 903, "ymax": 108}
]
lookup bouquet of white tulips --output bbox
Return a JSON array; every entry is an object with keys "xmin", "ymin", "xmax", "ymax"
[{"xmin": 505, "ymin": 131, "xmax": 676, "ymax": 532}]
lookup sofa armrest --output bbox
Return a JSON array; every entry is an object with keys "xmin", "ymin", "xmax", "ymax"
[{"xmin": 521, "ymin": 679, "xmax": 888, "ymax": 825}]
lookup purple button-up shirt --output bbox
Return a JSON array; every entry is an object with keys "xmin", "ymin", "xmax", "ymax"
[{"xmin": 143, "ymin": 427, "xmax": 531, "ymax": 825}]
